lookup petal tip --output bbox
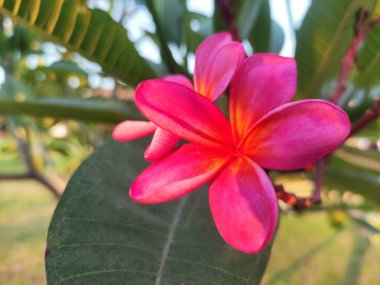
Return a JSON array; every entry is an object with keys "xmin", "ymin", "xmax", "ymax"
[
  {"xmin": 129, "ymin": 183, "xmax": 146, "ymax": 203},
  {"xmin": 143, "ymin": 147, "xmax": 156, "ymax": 162},
  {"xmin": 112, "ymin": 122, "xmax": 128, "ymax": 142}
]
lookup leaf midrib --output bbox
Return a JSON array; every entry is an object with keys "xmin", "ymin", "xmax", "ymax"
[
  {"xmin": 155, "ymin": 196, "xmax": 188, "ymax": 285},
  {"xmin": 304, "ymin": 0, "xmax": 361, "ymax": 98}
]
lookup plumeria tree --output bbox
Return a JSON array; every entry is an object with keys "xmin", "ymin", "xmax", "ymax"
[{"xmin": 0, "ymin": 0, "xmax": 379, "ymax": 284}]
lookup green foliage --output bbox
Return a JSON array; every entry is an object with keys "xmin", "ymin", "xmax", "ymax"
[
  {"xmin": 355, "ymin": 21, "xmax": 380, "ymax": 88},
  {"xmin": 145, "ymin": 0, "xmax": 186, "ymax": 74},
  {"xmin": 0, "ymin": 76, "xmax": 140, "ymax": 123},
  {"xmin": 325, "ymin": 167, "xmax": 380, "ymax": 205},
  {"xmin": 213, "ymin": 0, "xmax": 284, "ymax": 53},
  {"xmin": 0, "ymin": 97, "xmax": 140, "ymax": 123},
  {"xmin": 153, "ymin": 0, "xmax": 184, "ymax": 46},
  {"xmin": 0, "ymin": 0, "xmax": 156, "ymax": 86},
  {"xmin": 46, "ymin": 140, "xmax": 274, "ymax": 284},
  {"xmin": 296, "ymin": 0, "xmax": 377, "ymax": 98}
]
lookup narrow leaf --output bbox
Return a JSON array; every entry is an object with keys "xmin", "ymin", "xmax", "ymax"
[
  {"xmin": 295, "ymin": 0, "xmax": 376, "ymax": 98},
  {"xmin": 0, "ymin": 97, "xmax": 141, "ymax": 123},
  {"xmin": 0, "ymin": 0, "xmax": 156, "ymax": 86},
  {"xmin": 355, "ymin": 21, "xmax": 380, "ymax": 88},
  {"xmin": 325, "ymin": 168, "xmax": 380, "ymax": 205}
]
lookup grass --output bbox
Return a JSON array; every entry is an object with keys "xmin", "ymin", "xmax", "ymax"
[
  {"xmin": 0, "ymin": 181, "xmax": 56, "ymax": 285},
  {"xmin": 0, "ymin": 181, "xmax": 379, "ymax": 285},
  {"xmin": 263, "ymin": 212, "xmax": 380, "ymax": 285}
]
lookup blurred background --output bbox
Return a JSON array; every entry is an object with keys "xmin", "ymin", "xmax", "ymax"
[{"xmin": 0, "ymin": 0, "xmax": 379, "ymax": 284}]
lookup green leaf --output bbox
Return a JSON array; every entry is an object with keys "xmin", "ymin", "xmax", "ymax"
[
  {"xmin": 269, "ymin": 20, "xmax": 285, "ymax": 54},
  {"xmin": 249, "ymin": 0, "xmax": 271, "ymax": 53},
  {"xmin": 0, "ymin": 97, "xmax": 141, "ymax": 123},
  {"xmin": 334, "ymin": 148, "xmax": 380, "ymax": 174},
  {"xmin": 212, "ymin": 0, "xmax": 278, "ymax": 53},
  {"xmin": 0, "ymin": 0, "xmax": 156, "ymax": 86},
  {"xmin": 145, "ymin": 0, "xmax": 187, "ymax": 74},
  {"xmin": 295, "ymin": 0, "xmax": 376, "ymax": 98},
  {"xmin": 45, "ymin": 140, "xmax": 275, "ymax": 284},
  {"xmin": 354, "ymin": 20, "xmax": 380, "ymax": 88},
  {"xmin": 236, "ymin": 0, "xmax": 264, "ymax": 39},
  {"xmin": 154, "ymin": 0, "xmax": 184, "ymax": 45},
  {"xmin": 184, "ymin": 12, "xmax": 212, "ymax": 53},
  {"xmin": 40, "ymin": 60, "xmax": 88, "ymax": 78},
  {"xmin": 213, "ymin": 0, "xmax": 266, "ymax": 40},
  {"xmin": 324, "ymin": 168, "xmax": 380, "ymax": 205}
]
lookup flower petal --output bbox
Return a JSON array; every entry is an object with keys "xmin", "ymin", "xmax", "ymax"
[
  {"xmin": 144, "ymin": 128, "xmax": 181, "ymax": 162},
  {"xmin": 194, "ymin": 32, "xmax": 233, "ymax": 96},
  {"xmin": 135, "ymin": 79, "xmax": 234, "ymax": 147},
  {"xmin": 131, "ymin": 143, "xmax": 229, "ymax": 204},
  {"xmin": 244, "ymin": 100, "xmax": 350, "ymax": 170},
  {"xmin": 209, "ymin": 157, "xmax": 278, "ymax": 253},
  {"xmin": 112, "ymin": 120, "xmax": 156, "ymax": 142},
  {"xmin": 202, "ymin": 42, "xmax": 245, "ymax": 101},
  {"xmin": 230, "ymin": 54, "xmax": 297, "ymax": 140},
  {"xmin": 162, "ymin": 74, "xmax": 193, "ymax": 89}
]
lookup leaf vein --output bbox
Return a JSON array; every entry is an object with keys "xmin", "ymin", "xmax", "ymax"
[{"xmin": 155, "ymin": 196, "xmax": 188, "ymax": 285}]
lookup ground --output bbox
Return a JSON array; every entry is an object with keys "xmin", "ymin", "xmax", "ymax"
[{"xmin": 0, "ymin": 181, "xmax": 379, "ymax": 285}]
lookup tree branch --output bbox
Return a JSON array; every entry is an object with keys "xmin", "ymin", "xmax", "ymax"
[
  {"xmin": 330, "ymin": 11, "xmax": 380, "ymax": 105},
  {"xmin": 32, "ymin": 172, "xmax": 61, "ymax": 198},
  {"xmin": 215, "ymin": 0, "xmax": 241, "ymax": 41},
  {"xmin": 3, "ymin": 121, "xmax": 61, "ymax": 198},
  {"xmin": 274, "ymin": 184, "xmax": 313, "ymax": 210},
  {"xmin": 349, "ymin": 96, "xmax": 380, "ymax": 137}
]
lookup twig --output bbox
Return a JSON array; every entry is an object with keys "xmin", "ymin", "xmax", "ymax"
[
  {"xmin": 215, "ymin": 0, "xmax": 241, "ymax": 41},
  {"xmin": 311, "ymin": 158, "xmax": 327, "ymax": 204},
  {"xmin": 275, "ymin": 12, "xmax": 380, "ymax": 210},
  {"xmin": 0, "ymin": 173, "xmax": 30, "ymax": 180},
  {"xmin": 0, "ymin": 171, "xmax": 61, "ymax": 198},
  {"xmin": 349, "ymin": 96, "xmax": 380, "ymax": 137},
  {"xmin": 274, "ymin": 156, "xmax": 329, "ymax": 210},
  {"xmin": 33, "ymin": 172, "xmax": 61, "ymax": 198},
  {"xmin": 330, "ymin": 11, "xmax": 380, "ymax": 105},
  {"xmin": 3, "ymin": 121, "xmax": 61, "ymax": 198},
  {"xmin": 274, "ymin": 184, "xmax": 313, "ymax": 210}
]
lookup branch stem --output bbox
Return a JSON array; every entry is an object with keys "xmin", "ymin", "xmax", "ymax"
[
  {"xmin": 349, "ymin": 97, "xmax": 380, "ymax": 136},
  {"xmin": 3, "ymin": 120, "xmax": 61, "ymax": 198},
  {"xmin": 215, "ymin": 0, "xmax": 241, "ymax": 41},
  {"xmin": 330, "ymin": 13, "xmax": 380, "ymax": 105}
]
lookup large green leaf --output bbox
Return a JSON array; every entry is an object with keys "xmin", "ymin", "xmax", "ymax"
[
  {"xmin": 154, "ymin": 0, "xmax": 184, "ymax": 45},
  {"xmin": 213, "ymin": 0, "xmax": 264, "ymax": 38},
  {"xmin": 213, "ymin": 0, "xmax": 280, "ymax": 53},
  {"xmin": 0, "ymin": 0, "xmax": 156, "ymax": 86},
  {"xmin": 295, "ymin": 0, "xmax": 376, "ymax": 98},
  {"xmin": 325, "ymin": 168, "xmax": 380, "ymax": 205},
  {"xmin": 236, "ymin": 0, "xmax": 264, "ymax": 39},
  {"xmin": 145, "ymin": 0, "xmax": 186, "ymax": 74},
  {"xmin": 0, "ymin": 97, "xmax": 140, "ymax": 123},
  {"xmin": 45, "ymin": 140, "xmax": 275, "ymax": 284},
  {"xmin": 248, "ymin": 0, "xmax": 271, "ymax": 53},
  {"xmin": 354, "ymin": 19, "xmax": 380, "ymax": 88}
]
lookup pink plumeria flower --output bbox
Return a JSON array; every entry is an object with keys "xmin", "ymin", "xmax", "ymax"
[
  {"xmin": 113, "ymin": 32, "xmax": 245, "ymax": 161},
  {"xmin": 129, "ymin": 54, "xmax": 351, "ymax": 253}
]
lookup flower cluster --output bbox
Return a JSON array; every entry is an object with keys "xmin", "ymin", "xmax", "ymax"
[{"xmin": 113, "ymin": 33, "xmax": 350, "ymax": 253}]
